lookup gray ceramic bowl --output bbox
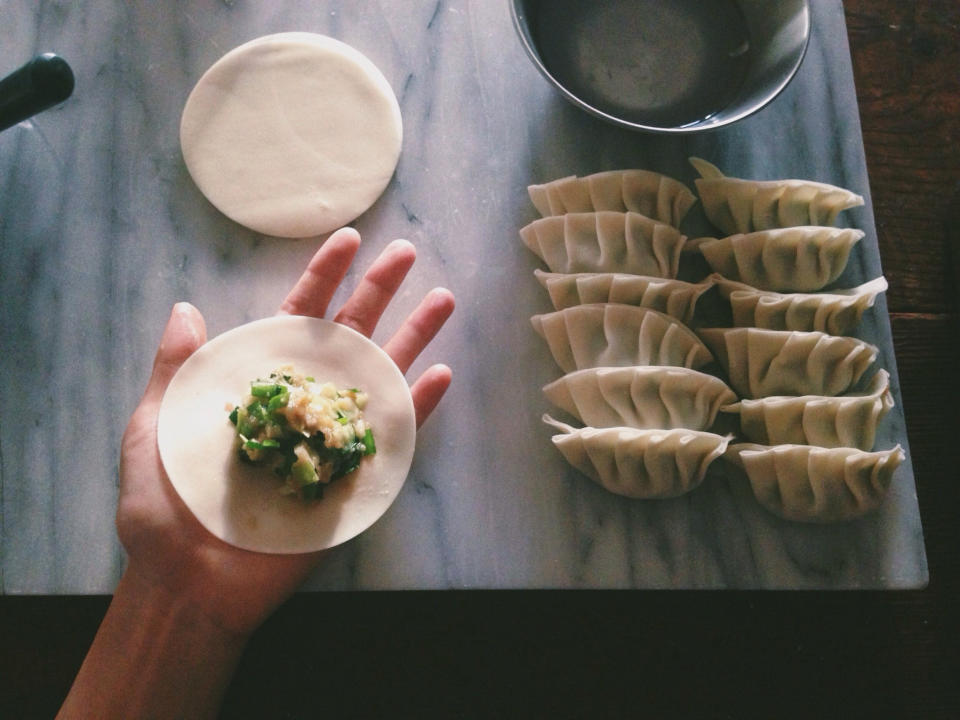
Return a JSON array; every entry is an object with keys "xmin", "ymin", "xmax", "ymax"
[{"xmin": 511, "ymin": 0, "xmax": 810, "ymax": 134}]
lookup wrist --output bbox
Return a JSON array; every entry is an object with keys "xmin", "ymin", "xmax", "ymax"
[
  {"xmin": 57, "ymin": 568, "xmax": 249, "ymax": 719},
  {"xmin": 116, "ymin": 564, "xmax": 254, "ymax": 647}
]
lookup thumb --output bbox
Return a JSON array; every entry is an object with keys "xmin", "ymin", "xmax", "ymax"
[{"xmin": 141, "ymin": 302, "xmax": 207, "ymax": 407}]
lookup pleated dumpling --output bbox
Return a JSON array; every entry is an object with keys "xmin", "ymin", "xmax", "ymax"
[
  {"xmin": 698, "ymin": 327, "xmax": 877, "ymax": 398},
  {"xmin": 725, "ymin": 443, "xmax": 904, "ymax": 523},
  {"xmin": 520, "ymin": 212, "xmax": 685, "ymax": 277},
  {"xmin": 544, "ymin": 415, "xmax": 731, "ymax": 498},
  {"xmin": 543, "ymin": 366, "xmax": 736, "ymax": 431},
  {"xmin": 712, "ymin": 275, "xmax": 888, "ymax": 335},
  {"xmin": 528, "ymin": 170, "xmax": 697, "ymax": 228},
  {"xmin": 697, "ymin": 227, "xmax": 864, "ymax": 292},
  {"xmin": 535, "ymin": 270, "xmax": 713, "ymax": 323},
  {"xmin": 532, "ymin": 304, "xmax": 714, "ymax": 374},
  {"xmin": 690, "ymin": 157, "xmax": 864, "ymax": 235},
  {"xmin": 721, "ymin": 370, "xmax": 894, "ymax": 450}
]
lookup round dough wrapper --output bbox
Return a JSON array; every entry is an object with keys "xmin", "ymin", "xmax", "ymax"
[
  {"xmin": 180, "ymin": 32, "xmax": 403, "ymax": 238},
  {"xmin": 157, "ymin": 315, "xmax": 416, "ymax": 554}
]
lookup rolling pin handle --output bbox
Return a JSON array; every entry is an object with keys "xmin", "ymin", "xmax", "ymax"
[{"xmin": 0, "ymin": 53, "xmax": 75, "ymax": 132}]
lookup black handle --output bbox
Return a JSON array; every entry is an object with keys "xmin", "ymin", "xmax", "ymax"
[{"xmin": 0, "ymin": 54, "xmax": 75, "ymax": 132}]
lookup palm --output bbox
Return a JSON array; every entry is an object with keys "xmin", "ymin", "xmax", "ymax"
[{"xmin": 115, "ymin": 229, "xmax": 453, "ymax": 635}]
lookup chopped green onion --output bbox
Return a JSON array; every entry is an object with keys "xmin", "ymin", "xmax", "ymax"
[
  {"xmin": 250, "ymin": 382, "xmax": 282, "ymax": 398},
  {"xmin": 362, "ymin": 428, "xmax": 376, "ymax": 455},
  {"xmin": 244, "ymin": 438, "xmax": 280, "ymax": 452},
  {"xmin": 228, "ymin": 407, "xmax": 239, "ymax": 425},
  {"xmin": 305, "ymin": 376, "xmax": 315, "ymax": 382},
  {"xmin": 337, "ymin": 416, "xmax": 349, "ymax": 425},
  {"xmin": 236, "ymin": 408, "xmax": 257, "ymax": 438},
  {"xmin": 267, "ymin": 390, "xmax": 289, "ymax": 411}
]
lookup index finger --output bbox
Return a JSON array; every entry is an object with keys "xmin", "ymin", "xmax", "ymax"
[{"xmin": 278, "ymin": 227, "xmax": 361, "ymax": 318}]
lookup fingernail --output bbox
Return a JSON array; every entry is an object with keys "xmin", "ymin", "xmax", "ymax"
[
  {"xmin": 387, "ymin": 238, "xmax": 416, "ymax": 254},
  {"xmin": 428, "ymin": 287, "xmax": 455, "ymax": 311}
]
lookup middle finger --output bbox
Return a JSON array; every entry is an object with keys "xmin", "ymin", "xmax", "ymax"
[{"xmin": 333, "ymin": 239, "xmax": 416, "ymax": 337}]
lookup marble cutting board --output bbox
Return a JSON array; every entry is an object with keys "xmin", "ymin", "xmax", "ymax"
[{"xmin": 0, "ymin": 0, "xmax": 927, "ymax": 593}]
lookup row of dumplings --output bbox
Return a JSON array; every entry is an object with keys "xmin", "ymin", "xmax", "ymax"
[{"xmin": 522, "ymin": 159, "xmax": 904, "ymax": 524}]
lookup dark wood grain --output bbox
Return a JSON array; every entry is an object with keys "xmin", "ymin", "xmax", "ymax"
[
  {"xmin": 3, "ymin": 2, "xmax": 960, "ymax": 718},
  {"xmin": 846, "ymin": 0, "xmax": 960, "ymax": 313},
  {"xmin": 847, "ymin": 0, "xmax": 960, "ymax": 620}
]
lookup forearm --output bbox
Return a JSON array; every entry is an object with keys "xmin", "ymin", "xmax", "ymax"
[{"xmin": 57, "ymin": 569, "xmax": 249, "ymax": 720}]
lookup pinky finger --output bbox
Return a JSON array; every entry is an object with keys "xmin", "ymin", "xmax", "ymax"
[{"xmin": 410, "ymin": 364, "xmax": 452, "ymax": 429}]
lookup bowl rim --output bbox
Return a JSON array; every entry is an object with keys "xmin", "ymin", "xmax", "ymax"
[{"xmin": 508, "ymin": 0, "xmax": 812, "ymax": 134}]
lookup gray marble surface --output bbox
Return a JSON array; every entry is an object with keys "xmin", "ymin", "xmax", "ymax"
[{"xmin": 0, "ymin": 0, "xmax": 927, "ymax": 593}]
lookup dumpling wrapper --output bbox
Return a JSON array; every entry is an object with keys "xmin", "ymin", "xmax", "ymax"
[
  {"xmin": 180, "ymin": 33, "xmax": 402, "ymax": 238},
  {"xmin": 698, "ymin": 327, "xmax": 877, "ymax": 398},
  {"xmin": 544, "ymin": 414, "xmax": 730, "ymax": 499},
  {"xmin": 725, "ymin": 443, "xmax": 904, "ymax": 523},
  {"xmin": 520, "ymin": 212, "xmax": 686, "ymax": 278},
  {"xmin": 711, "ymin": 274, "xmax": 888, "ymax": 335},
  {"xmin": 696, "ymin": 226, "xmax": 864, "ymax": 293},
  {"xmin": 527, "ymin": 170, "xmax": 697, "ymax": 228},
  {"xmin": 721, "ymin": 369, "xmax": 894, "ymax": 450},
  {"xmin": 531, "ymin": 303, "xmax": 714, "ymax": 374},
  {"xmin": 543, "ymin": 366, "xmax": 736, "ymax": 431},
  {"xmin": 689, "ymin": 157, "xmax": 864, "ymax": 236},
  {"xmin": 534, "ymin": 270, "xmax": 712, "ymax": 323},
  {"xmin": 157, "ymin": 316, "xmax": 416, "ymax": 554}
]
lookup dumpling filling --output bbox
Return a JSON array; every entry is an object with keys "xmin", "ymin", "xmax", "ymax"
[{"xmin": 228, "ymin": 366, "xmax": 375, "ymax": 500}]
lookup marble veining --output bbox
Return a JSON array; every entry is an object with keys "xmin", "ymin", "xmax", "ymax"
[{"xmin": 0, "ymin": 0, "xmax": 927, "ymax": 593}]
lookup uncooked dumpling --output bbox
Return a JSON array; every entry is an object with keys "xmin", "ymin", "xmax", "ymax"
[
  {"xmin": 180, "ymin": 33, "xmax": 402, "ymax": 238},
  {"xmin": 698, "ymin": 327, "xmax": 877, "ymax": 398},
  {"xmin": 520, "ymin": 212, "xmax": 685, "ymax": 277},
  {"xmin": 722, "ymin": 369, "xmax": 894, "ymax": 450},
  {"xmin": 697, "ymin": 227, "xmax": 864, "ymax": 292},
  {"xmin": 725, "ymin": 443, "xmax": 904, "ymax": 523},
  {"xmin": 535, "ymin": 270, "xmax": 712, "ymax": 323},
  {"xmin": 712, "ymin": 274, "xmax": 888, "ymax": 335},
  {"xmin": 690, "ymin": 157, "xmax": 864, "ymax": 235},
  {"xmin": 531, "ymin": 304, "xmax": 714, "ymax": 374},
  {"xmin": 543, "ymin": 366, "xmax": 736, "ymax": 431},
  {"xmin": 528, "ymin": 170, "xmax": 696, "ymax": 228},
  {"xmin": 544, "ymin": 415, "xmax": 730, "ymax": 499},
  {"xmin": 156, "ymin": 316, "xmax": 416, "ymax": 554}
]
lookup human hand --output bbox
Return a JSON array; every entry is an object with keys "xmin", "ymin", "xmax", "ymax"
[{"xmin": 116, "ymin": 228, "xmax": 454, "ymax": 637}]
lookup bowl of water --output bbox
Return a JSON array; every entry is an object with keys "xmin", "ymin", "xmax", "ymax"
[{"xmin": 511, "ymin": 0, "xmax": 810, "ymax": 134}]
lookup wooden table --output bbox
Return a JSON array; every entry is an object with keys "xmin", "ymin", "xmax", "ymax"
[{"xmin": 3, "ymin": 1, "xmax": 958, "ymax": 716}]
